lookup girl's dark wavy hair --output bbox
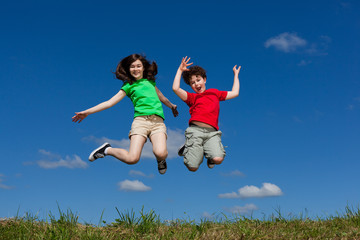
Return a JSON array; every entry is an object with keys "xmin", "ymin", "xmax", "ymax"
[
  {"xmin": 182, "ymin": 66, "xmax": 207, "ymax": 85},
  {"xmin": 115, "ymin": 54, "xmax": 157, "ymax": 84}
]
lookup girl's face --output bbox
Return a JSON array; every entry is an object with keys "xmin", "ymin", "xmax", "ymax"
[
  {"xmin": 189, "ymin": 75, "xmax": 206, "ymax": 93},
  {"xmin": 129, "ymin": 59, "xmax": 144, "ymax": 80}
]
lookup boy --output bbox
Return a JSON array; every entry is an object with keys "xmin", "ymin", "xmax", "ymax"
[{"xmin": 172, "ymin": 57, "xmax": 241, "ymax": 172}]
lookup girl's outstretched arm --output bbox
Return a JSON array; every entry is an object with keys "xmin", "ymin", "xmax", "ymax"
[
  {"xmin": 226, "ymin": 65, "xmax": 241, "ymax": 100},
  {"xmin": 155, "ymin": 87, "xmax": 178, "ymax": 117},
  {"xmin": 72, "ymin": 90, "xmax": 126, "ymax": 123},
  {"xmin": 172, "ymin": 56, "xmax": 193, "ymax": 101}
]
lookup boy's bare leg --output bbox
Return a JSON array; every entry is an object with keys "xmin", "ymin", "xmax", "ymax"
[
  {"xmin": 187, "ymin": 166, "xmax": 198, "ymax": 172},
  {"xmin": 106, "ymin": 135, "xmax": 146, "ymax": 164},
  {"xmin": 211, "ymin": 157, "xmax": 224, "ymax": 164}
]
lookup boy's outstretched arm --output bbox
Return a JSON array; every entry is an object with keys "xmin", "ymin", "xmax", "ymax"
[
  {"xmin": 155, "ymin": 87, "xmax": 179, "ymax": 117},
  {"xmin": 72, "ymin": 89, "xmax": 126, "ymax": 123},
  {"xmin": 172, "ymin": 56, "xmax": 193, "ymax": 101},
  {"xmin": 226, "ymin": 65, "xmax": 241, "ymax": 100}
]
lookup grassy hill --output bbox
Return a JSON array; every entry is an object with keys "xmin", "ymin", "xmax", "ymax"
[{"xmin": 1, "ymin": 206, "xmax": 360, "ymax": 239}]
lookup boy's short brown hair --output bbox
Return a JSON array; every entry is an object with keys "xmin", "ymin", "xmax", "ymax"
[{"xmin": 182, "ymin": 66, "xmax": 207, "ymax": 85}]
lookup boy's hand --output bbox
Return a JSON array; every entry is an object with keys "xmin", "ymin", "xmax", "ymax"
[
  {"xmin": 171, "ymin": 104, "xmax": 179, "ymax": 117},
  {"xmin": 72, "ymin": 111, "xmax": 88, "ymax": 123},
  {"xmin": 233, "ymin": 65, "xmax": 241, "ymax": 75},
  {"xmin": 179, "ymin": 56, "xmax": 193, "ymax": 72}
]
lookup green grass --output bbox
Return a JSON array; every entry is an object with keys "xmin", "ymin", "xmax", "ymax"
[{"xmin": 1, "ymin": 205, "xmax": 360, "ymax": 239}]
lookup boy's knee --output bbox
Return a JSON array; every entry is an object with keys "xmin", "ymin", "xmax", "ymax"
[
  {"xmin": 187, "ymin": 167, "xmax": 198, "ymax": 172},
  {"xmin": 211, "ymin": 157, "xmax": 224, "ymax": 164}
]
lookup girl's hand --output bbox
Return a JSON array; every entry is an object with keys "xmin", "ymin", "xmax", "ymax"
[
  {"xmin": 179, "ymin": 56, "xmax": 193, "ymax": 72},
  {"xmin": 171, "ymin": 104, "xmax": 179, "ymax": 117},
  {"xmin": 72, "ymin": 111, "xmax": 88, "ymax": 123},
  {"xmin": 233, "ymin": 65, "xmax": 241, "ymax": 75}
]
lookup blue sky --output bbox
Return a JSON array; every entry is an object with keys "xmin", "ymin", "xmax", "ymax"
[{"xmin": 1, "ymin": 0, "xmax": 359, "ymax": 223}]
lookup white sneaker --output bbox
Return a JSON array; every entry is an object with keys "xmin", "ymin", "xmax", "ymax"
[
  {"xmin": 207, "ymin": 159, "xmax": 215, "ymax": 169},
  {"xmin": 178, "ymin": 144, "xmax": 185, "ymax": 157},
  {"xmin": 157, "ymin": 160, "xmax": 167, "ymax": 174},
  {"xmin": 89, "ymin": 143, "xmax": 111, "ymax": 162}
]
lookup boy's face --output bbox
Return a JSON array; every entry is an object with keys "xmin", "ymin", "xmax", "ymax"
[
  {"xmin": 189, "ymin": 75, "xmax": 206, "ymax": 93},
  {"xmin": 129, "ymin": 59, "xmax": 144, "ymax": 80}
]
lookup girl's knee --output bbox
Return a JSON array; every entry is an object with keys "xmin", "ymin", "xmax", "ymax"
[
  {"xmin": 127, "ymin": 155, "xmax": 140, "ymax": 165},
  {"xmin": 154, "ymin": 150, "xmax": 168, "ymax": 161},
  {"xmin": 211, "ymin": 157, "xmax": 224, "ymax": 164}
]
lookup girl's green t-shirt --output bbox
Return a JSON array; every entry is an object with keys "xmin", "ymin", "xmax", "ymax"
[{"xmin": 121, "ymin": 79, "xmax": 165, "ymax": 119}]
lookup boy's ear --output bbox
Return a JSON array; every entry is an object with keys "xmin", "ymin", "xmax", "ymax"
[{"xmin": 204, "ymin": 77, "xmax": 207, "ymax": 83}]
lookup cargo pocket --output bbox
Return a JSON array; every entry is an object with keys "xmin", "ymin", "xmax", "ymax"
[
  {"xmin": 183, "ymin": 132, "xmax": 194, "ymax": 156},
  {"xmin": 219, "ymin": 141, "xmax": 226, "ymax": 157}
]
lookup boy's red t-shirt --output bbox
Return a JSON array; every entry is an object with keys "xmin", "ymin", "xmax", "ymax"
[{"xmin": 185, "ymin": 89, "xmax": 228, "ymax": 130}]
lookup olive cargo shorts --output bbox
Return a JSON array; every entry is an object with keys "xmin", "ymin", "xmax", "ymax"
[{"xmin": 183, "ymin": 125, "xmax": 226, "ymax": 169}]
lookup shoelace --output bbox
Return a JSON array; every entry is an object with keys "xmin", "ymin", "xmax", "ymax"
[
  {"xmin": 95, "ymin": 153, "xmax": 104, "ymax": 158},
  {"xmin": 158, "ymin": 160, "xmax": 166, "ymax": 169}
]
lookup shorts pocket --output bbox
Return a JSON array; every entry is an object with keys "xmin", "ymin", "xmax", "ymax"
[{"xmin": 183, "ymin": 132, "xmax": 194, "ymax": 156}]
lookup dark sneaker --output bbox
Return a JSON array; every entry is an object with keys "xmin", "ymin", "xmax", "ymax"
[
  {"xmin": 178, "ymin": 144, "xmax": 185, "ymax": 157},
  {"xmin": 157, "ymin": 160, "xmax": 167, "ymax": 174},
  {"xmin": 207, "ymin": 159, "xmax": 215, "ymax": 169},
  {"xmin": 89, "ymin": 143, "xmax": 111, "ymax": 162}
]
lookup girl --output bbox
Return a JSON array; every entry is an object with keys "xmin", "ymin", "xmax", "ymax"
[{"xmin": 72, "ymin": 54, "xmax": 178, "ymax": 174}]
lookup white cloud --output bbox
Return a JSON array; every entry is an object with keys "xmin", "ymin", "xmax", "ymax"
[
  {"xmin": 84, "ymin": 127, "xmax": 184, "ymax": 159},
  {"xmin": 118, "ymin": 179, "xmax": 151, "ymax": 192},
  {"xmin": 36, "ymin": 150, "xmax": 88, "ymax": 169},
  {"xmin": 220, "ymin": 169, "xmax": 245, "ymax": 177},
  {"xmin": 223, "ymin": 204, "xmax": 259, "ymax": 215},
  {"xmin": 347, "ymin": 105, "xmax": 354, "ymax": 110},
  {"xmin": 292, "ymin": 116, "xmax": 303, "ymax": 123},
  {"xmin": 129, "ymin": 170, "xmax": 146, "ymax": 177},
  {"xmin": 340, "ymin": 2, "xmax": 351, "ymax": 8},
  {"xmin": 265, "ymin": 32, "xmax": 307, "ymax": 52},
  {"xmin": 218, "ymin": 192, "xmax": 239, "ymax": 198},
  {"xmin": 346, "ymin": 97, "xmax": 360, "ymax": 111},
  {"xmin": 0, "ymin": 182, "xmax": 13, "ymax": 190},
  {"xmin": 167, "ymin": 128, "xmax": 186, "ymax": 158},
  {"xmin": 202, "ymin": 212, "xmax": 214, "ymax": 219},
  {"xmin": 298, "ymin": 60, "xmax": 312, "ymax": 66},
  {"xmin": 0, "ymin": 174, "xmax": 14, "ymax": 190},
  {"xmin": 218, "ymin": 183, "xmax": 283, "ymax": 199},
  {"xmin": 129, "ymin": 170, "xmax": 154, "ymax": 178},
  {"xmin": 304, "ymin": 36, "xmax": 331, "ymax": 56}
]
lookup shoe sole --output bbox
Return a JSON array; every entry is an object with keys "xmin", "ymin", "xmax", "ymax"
[
  {"xmin": 207, "ymin": 159, "xmax": 215, "ymax": 169},
  {"xmin": 158, "ymin": 160, "xmax": 167, "ymax": 174},
  {"xmin": 178, "ymin": 144, "xmax": 185, "ymax": 157},
  {"xmin": 88, "ymin": 142, "xmax": 109, "ymax": 162}
]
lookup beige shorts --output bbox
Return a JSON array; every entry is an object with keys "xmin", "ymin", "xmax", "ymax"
[{"xmin": 129, "ymin": 115, "xmax": 167, "ymax": 141}]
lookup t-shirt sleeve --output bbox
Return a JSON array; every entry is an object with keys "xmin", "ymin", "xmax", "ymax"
[
  {"xmin": 185, "ymin": 91, "xmax": 195, "ymax": 106},
  {"xmin": 148, "ymin": 80, "xmax": 156, "ymax": 87},
  {"xmin": 217, "ymin": 90, "xmax": 228, "ymax": 101},
  {"xmin": 121, "ymin": 82, "xmax": 130, "ymax": 96}
]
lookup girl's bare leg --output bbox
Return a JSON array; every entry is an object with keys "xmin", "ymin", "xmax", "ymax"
[
  {"xmin": 149, "ymin": 132, "xmax": 168, "ymax": 161},
  {"xmin": 106, "ymin": 135, "xmax": 146, "ymax": 165},
  {"xmin": 150, "ymin": 132, "xmax": 168, "ymax": 174}
]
